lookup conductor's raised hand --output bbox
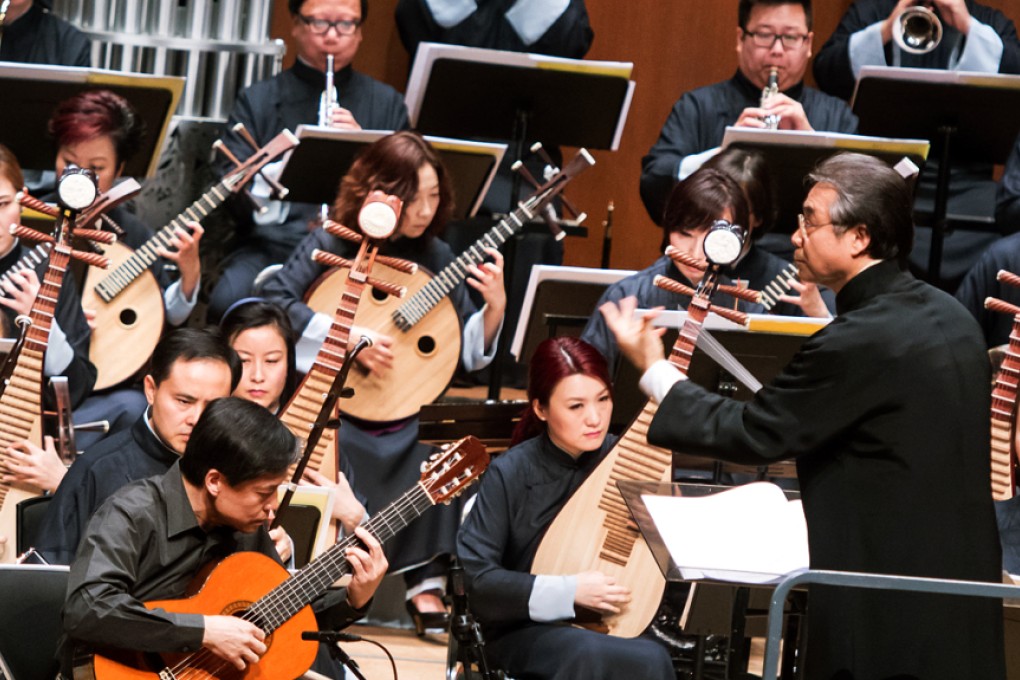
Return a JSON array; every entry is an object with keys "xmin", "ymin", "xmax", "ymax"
[
  {"xmin": 345, "ymin": 526, "xmax": 388, "ymax": 609},
  {"xmin": 599, "ymin": 297, "xmax": 667, "ymax": 374},
  {"xmin": 202, "ymin": 614, "xmax": 267, "ymax": 671}
]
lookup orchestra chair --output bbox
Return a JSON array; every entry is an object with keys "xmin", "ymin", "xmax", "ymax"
[
  {"xmin": 0, "ymin": 564, "xmax": 70, "ymax": 680},
  {"xmin": 16, "ymin": 496, "xmax": 53, "ymax": 557}
]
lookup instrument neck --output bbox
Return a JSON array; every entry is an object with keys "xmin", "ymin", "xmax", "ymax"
[
  {"xmin": 251, "ymin": 483, "xmax": 434, "ymax": 632},
  {"xmin": 991, "ymin": 319, "xmax": 1020, "ymax": 425}
]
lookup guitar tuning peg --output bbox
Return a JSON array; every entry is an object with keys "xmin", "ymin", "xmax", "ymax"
[
  {"xmin": 232, "ymin": 123, "xmax": 261, "ymax": 153},
  {"xmin": 10, "ymin": 223, "xmax": 54, "ymax": 244},
  {"xmin": 243, "ymin": 189, "xmax": 269, "ymax": 217},
  {"xmin": 70, "ymin": 249, "xmax": 110, "ymax": 269},
  {"xmin": 212, "ymin": 139, "xmax": 243, "ymax": 168},
  {"xmin": 258, "ymin": 171, "xmax": 289, "ymax": 201},
  {"xmin": 73, "ymin": 228, "xmax": 117, "ymax": 245}
]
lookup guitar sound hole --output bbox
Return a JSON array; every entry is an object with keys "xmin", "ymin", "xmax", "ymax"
[
  {"xmin": 371, "ymin": 287, "xmax": 388, "ymax": 302},
  {"xmin": 119, "ymin": 308, "xmax": 137, "ymax": 327},
  {"xmin": 417, "ymin": 335, "xmax": 436, "ymax": 356}
]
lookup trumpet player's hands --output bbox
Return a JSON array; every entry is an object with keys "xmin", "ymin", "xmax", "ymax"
[
  {"xmin": 329, "ymin": 107, "xmax": 362, "ymax": 131},
  {"xmin": 0, "ymin": 269, "xmax": 41, "ymax": 317},
  {"xmin": 735, "ymin": 94, "xmax": 811, "ymax": 131},
  {"xmin": 350, "ymin": 325, "xmax": 394, "ymax": 375},
  {"xmin": 929, "ymin": 0, "xmax": 971, "ymax": 34}
]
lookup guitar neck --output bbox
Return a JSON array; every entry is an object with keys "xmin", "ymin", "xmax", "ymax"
[
  {"xmin": 392, "ymin": 203, "xmax": 535, "ymax": 330},
  {"xmin": 249, "ymin": 483, "xmax": 434, "ymax": 631},
  {"xmin": 92, "ymin": 177, "xmax": 233, "ymax": 302}
]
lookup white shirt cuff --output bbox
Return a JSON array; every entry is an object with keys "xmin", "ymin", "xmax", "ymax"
[
  {"xmin": 296, "ymin": 312, "xmax": 332, "ymax": 374},
  {"xmin": 956, "ymin": 18, "xmax": 1003, "ymax": 72},
  {"xmin": 461, "ymin": 307, "xmax": 502, "ymax": 372},
  {"xmin": 638, "ymin": 359, "xmax": 686, "ymax": 404},
  {"xmin": 529, "ymin": 574, "xmax": 578, "ymax": 622},
  {"xmin": 849, "ymin": 21, "xmax": 889, "ymax": 78},
  {"xmin": 44, "ymin": 321, "xmax": 74, "ymax": 375},
  {"xmin": 164, "ymin": 277, "xmax": 199, "ymax": 327}
]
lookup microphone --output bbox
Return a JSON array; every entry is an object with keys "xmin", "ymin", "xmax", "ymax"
[{"xmin": 302, "ymin": 630, "xmax": 363, "ymax": 643}]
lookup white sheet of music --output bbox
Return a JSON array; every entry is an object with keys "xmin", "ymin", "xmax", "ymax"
[{"xmin": 642, "ymin": 482, "xmax": 809, "ymax": 584}]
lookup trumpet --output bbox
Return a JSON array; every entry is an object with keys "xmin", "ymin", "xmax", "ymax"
[
  {"xmin": 318, "ymin": 54, "xmax": 339, "ymax": 126},
  {"xmin": 761, "ymin": 67, "xmax": 781, "ymax": 130},
  {"xmin": 894, "ymin": 4, "xmax": 942, "ymax": 54}
]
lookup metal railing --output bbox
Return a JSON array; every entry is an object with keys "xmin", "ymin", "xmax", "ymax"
[{"xmin": 51, "ymin": 0, "xmax": 285, "ymax": 120}]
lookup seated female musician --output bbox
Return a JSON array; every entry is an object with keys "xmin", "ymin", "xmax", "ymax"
[
  {"xmin": 0, "ymin": 143, "xmax": 95, "ymax": 497},
  {"xmin": 219, "ymin": 297, "xmax": 367, "ymax": 534},
  {"xmin": 457, "ymin": 336, "xmax": 674, "ymax": 680},
  {"xmin": 582, "ymin": 164, "xmax": 827, "ymax": 371},
  {"xmin": 263, "ymin": 130, "xmax": 506, "ymax": 633},
  {"xmin": 50, "ymin": 89, "xmax": 205, "ymax": 447}
]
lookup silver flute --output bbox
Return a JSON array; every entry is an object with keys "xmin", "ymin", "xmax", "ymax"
[
  {"xmin": 318, "ymin": 54, "xmax": 338, "ymax": 223},
  {"xmin": 761, "ymin": 67, "xmax": 781, "ymax": 130}
]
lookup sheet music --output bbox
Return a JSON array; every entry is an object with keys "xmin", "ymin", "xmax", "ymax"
[{"xmin": 642, "ymin": 482, "xmax": 809, "ymax": 584}]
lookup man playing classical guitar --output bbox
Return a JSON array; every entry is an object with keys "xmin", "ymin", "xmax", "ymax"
[{"xmin": 58, "ymin": 397, "xmax": 388, "ymax": 679}]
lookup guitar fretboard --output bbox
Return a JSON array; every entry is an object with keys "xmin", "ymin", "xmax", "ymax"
[
  {"xmin": 249, "ymin": 483, "xmax": 435, "ymax": 631},
  {"xmin": 0, "ymin": 243, "xmax": 53, "ymax": 298}
]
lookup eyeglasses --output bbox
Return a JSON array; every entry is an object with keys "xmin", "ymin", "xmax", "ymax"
[
  {"xmin": 797, "ymin": 214, "xmax": 835, "ymax": 232},
  {"xmin": 742, "ymin": 29, "xmax": 810, "ymax": 49},
  {"xmin": 299, "ymin": 15, "xmax": 361, "ymax": 36}
]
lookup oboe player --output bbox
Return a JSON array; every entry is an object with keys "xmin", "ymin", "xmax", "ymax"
[
  {"xmin": 640, "ymin": 0, "xmax": 858, "ymax": 227},
  {"xmin": 207, "ymin": 0, "xmax": 410, "ymax": 323}
]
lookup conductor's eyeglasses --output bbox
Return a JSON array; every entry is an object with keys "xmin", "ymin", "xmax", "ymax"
[
  {"xmin": 742, "ymin": 29, "xmax": 809, "ymax": 49},
  {"xmin": 299, "ymin": 15, "xmax": 361, "ymax": 36}
]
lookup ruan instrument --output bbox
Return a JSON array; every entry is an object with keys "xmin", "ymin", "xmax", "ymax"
[
  {"xmin": 74, "ymin": 434, "xmax": 488, "ymax": 680},
  {"xmin": 0, "ymin": 168, "xmax": 120, "ymax": 563},
  {"xmin": 984, "ymin": 269, "xmax": 1020, "ymax": 500},
  {"xmin": 278, "ymin": 194, "xmax": 416, "ymax": 547},
  {"xmin": 531, "ymin": 230, "xmax": 758, "ymax": 637},
  {"xmin": 305, "ymin": 149, "xmax": 596, "ymax": 422},
  {"xmin": 78, "ymin": 127, "xmax": 298, "ymax": 390}
]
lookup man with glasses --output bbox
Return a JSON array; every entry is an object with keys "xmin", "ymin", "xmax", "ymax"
[
  {"xmin": 604, "ymin": 152, "xmax": 1005, "ymax": 680},
  {"xmin": 208, "ymin": 0, "xmax": 410, "ymax": 323},
  {"xmin": 640, "ymin": 0, "xmax": 858, "ymax": 227}
]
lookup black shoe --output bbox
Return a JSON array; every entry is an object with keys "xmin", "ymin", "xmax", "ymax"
[{"xmin": 406, "ymin": 596, "xmax": 450, "ymax": 637}]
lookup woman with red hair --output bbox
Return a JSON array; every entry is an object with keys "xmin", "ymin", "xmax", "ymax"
[{"xmin": 456, "ymin": 337, "xmax": 673, "ymax": 679}]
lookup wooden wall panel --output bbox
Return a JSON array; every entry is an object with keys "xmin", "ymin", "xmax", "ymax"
[{"xmin": 271, "ymin": 0, "xmax": 1018, "ymax": 271}]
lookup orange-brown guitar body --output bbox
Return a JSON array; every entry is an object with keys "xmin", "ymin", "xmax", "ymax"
[{"xmin": 80, "ymin": 552, "xmax": 318, "ymax": 680}]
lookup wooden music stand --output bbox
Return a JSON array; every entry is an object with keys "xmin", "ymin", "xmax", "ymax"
[{"xmin": 0, "ymin": 63, "xmax": 183, "ymax": 178}]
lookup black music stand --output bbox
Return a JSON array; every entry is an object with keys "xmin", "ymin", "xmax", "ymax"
[
  {"xmin": 0, "ymin": 63, "xmax": 183, "ymax": 178},
  {"xmin": 721, "ymin": 127, "xmax": 929, "ymax": 243},
  {"xmin": 279, "ymin": 126, "xmax": 506, "ymax": 220},
  {"xmin": 406, "ymin": 44, "xmax": 633, "ymax": 397},
  {"xmin": 509, "ymin": 264, "xmax": 634, "ymax": 366},
  {"xmin": 851, "ymin": 66, "xmax": 1020, "ymax": 285},
  {"xmin": 612, "ymin": 310, "xmax": 822, "ymax": 447}
]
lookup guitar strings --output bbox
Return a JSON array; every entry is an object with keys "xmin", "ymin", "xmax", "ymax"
[{"xmin": 161, "ymin": 482, "xmax": 441, "ymax": 677}]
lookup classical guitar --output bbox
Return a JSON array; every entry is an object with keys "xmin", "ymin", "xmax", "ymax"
[
  {"xmin": 0, "ymin": 170, "xmax": 119, "ymax": 563},
  {"xmin": 530, "ymin": 234, "xmax": 759, "ymax": 638},
  {"xmin": 984, "ymin": 269, "xmax": 1020, "ymax": 500},
  {"xmin": 74, "ymin": 434, "xmax": 489, "ymax": 680},
  {"xmin": 79, "ymin": 127, "xmax": 299, "ymax": 390},
  {"xmin": 278, "ymin": 195, "xmax": 416, "ymax": 548},
  {"xmin": 305, "ymin": 148, "xmax": 596, "ymax": 422}
]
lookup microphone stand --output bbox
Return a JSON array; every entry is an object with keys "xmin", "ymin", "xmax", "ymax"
[
  {"xmin": 448, "ymin": 560, "xmax": 498, "ymax": 680},
  {"xmin": 302, "ymin": 630, "xmax": 367, "ymax": 680}
]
